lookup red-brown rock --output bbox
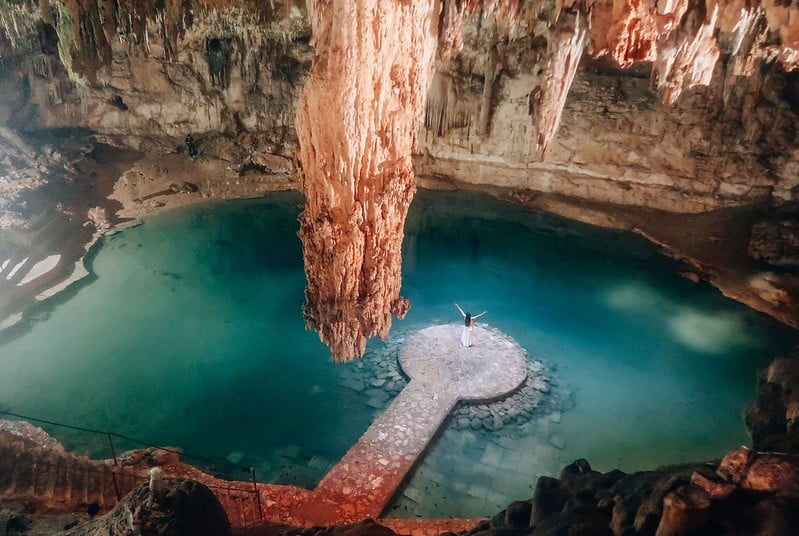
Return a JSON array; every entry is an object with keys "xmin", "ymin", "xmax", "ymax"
[
  {"xmin": 655, "ymin": 484, "xmax": 711, "ymax": 536},
  {"xmin": 743, "ymin": 454, "xmax": 799, "ymax": 493},
  {"xmin": 295, "ymin": 0, "xmax": 442, "ymax": 361},
  {"xmin": 716, "ymin": 446, "xmax": 752, "ymax": 484},
  {"xmin": 689, "ymin": 470, "xmax": 736, "ymax": 500}
]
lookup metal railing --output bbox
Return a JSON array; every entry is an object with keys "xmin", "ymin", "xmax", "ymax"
[{"xmin": 0, "ymin": 410, "xmax": 263, "ymax": 523}]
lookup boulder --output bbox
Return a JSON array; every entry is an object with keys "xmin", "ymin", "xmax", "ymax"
[
  {"xmin": 654, "ymin": 484, "xmax": 711, "ymax": 536},
  {"xmin": 745, "ymin": 348, "xmax": 799, "ymax": 453},
  {"xmin": 743, "ymin": 454, "xmax": 799, "ymax": 492},
  {"xmin": 530, "ymin": 476, "xmax": 567, "ymax": 526},
  {"xmin": 690, "ymin": 470, "xmax": 736, "ymax": 500},
  {"xmin": 503, "ymin": 500, "xmax": 532, "ymax": 529},
  {"xmin": 748, "ymin": 217, "xmax": 799, "ymax": 268},
  {"xmin": 67, "ymin": 478, "xmax": 230, "ymax": 536}
]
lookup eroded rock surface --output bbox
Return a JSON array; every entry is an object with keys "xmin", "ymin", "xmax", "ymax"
[
  {"xmin": 746, "ymin": 346, "xmax": 799, "ymax": 453},
  {"xmin": 749, "ymin": 205, "xmax": 799, "ymax": 268},
  {"xmin": 294, "ymin": 0, "xmax": 442, "ymax": 361},
  {"xmin": 66, "ymin": 479, "xmax": 231, "ymax": 536},
  {"xmin": 465, "ymin": 450, "xmax": 799, "ymax": 536}
]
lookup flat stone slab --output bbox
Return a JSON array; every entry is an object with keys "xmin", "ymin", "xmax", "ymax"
[{"xmin": 399, "ymin": 324, "xmax": 528, "ymax": 402}]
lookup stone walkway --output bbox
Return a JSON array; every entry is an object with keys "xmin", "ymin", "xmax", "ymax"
[
  {"xmin": 1, "ymin": 324, "xmax": 531, "ymax": 533},
  {"xmin": 294, "ymin": 324, "xmax": 528, "ymax": 524}
]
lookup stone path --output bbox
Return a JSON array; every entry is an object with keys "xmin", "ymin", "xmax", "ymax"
[
  {"xmin": 295, "ymin": 324, "xmax": 528, "ymax": 524},
  {"xmin": 1, "ymin": 324, "xmax": 531, "ymax": 533}
]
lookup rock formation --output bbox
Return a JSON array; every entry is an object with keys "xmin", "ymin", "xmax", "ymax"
[
  {"xmin": 66, "ymin": 478, "xmax": 231, "ymax": 536},
  {"xmin": 294, "ymin": 0, "xmax": 441, "ymax": 361},
  {"xmin": 462, "ymin": 450, "xmax": 799, "ymax": 536},
  {"xmin": 535, "ymin": 8, "xmax": 588, "ymax": 155},
  {"xmin": 294, "ymin": 1, "xmax": 517, "ymax": 361},
  {"xmin": 746, "ymin": 346, "xmax": 799, "ymax": 453}
]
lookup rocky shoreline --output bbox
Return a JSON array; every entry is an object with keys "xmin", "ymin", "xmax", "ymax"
[{"xmin": 0, "ymin": 135, "xmax": 296, "ymax": 332}]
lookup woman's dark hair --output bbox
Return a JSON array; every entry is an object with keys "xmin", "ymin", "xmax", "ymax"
[{"xmin": 465, "ymin": 312, "xmax": 472, "ymax": 326}]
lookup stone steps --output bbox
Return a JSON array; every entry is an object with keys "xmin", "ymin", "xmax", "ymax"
[
  {"xmin": 0, "ymin": 435, "xmax": 144, "ymax": 511},
  {"xmin": 0, "ymin": 431, "xmax": 264, "ymax": 527}
]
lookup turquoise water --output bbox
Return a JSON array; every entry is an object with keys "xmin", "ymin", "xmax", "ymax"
[{"xmin": 0, "ymin": 190, "xmax": 797, "ymax": 518}]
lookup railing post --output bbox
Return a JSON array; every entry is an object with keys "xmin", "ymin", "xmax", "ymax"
[
  {"xmin": 250, "ymin": 468, "xmax": 263, "ymax": 522},
  {"xmin": 108, "ymin": 433, "xmax": 121, "ymax": 502},
  {"xmin": 107, "ymin": 434, "xmax": 118, "ymax": 465}
]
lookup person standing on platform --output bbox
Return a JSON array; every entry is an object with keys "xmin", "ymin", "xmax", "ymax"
[{"xmin": 455, "ymin": 303, "xmax": 487, "ymax": 347}]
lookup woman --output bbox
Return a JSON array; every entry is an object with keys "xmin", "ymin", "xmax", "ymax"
[{"xmin": 455, "ymin": 303, "xmax": 487, "ymax": 347}]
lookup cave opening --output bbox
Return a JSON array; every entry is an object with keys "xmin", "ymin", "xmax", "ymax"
[
  {"xmin": 206, "ymin": 37, "xmax": 233, "ymax": 89},
  {"xmin": 36, "ymin": 21, "xmax": 59, "ymax": 56}
]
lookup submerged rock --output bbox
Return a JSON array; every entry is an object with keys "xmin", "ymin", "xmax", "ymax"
[{"xmin": 226, "ymin": 451, "xmax": 244, "ymax": 464}]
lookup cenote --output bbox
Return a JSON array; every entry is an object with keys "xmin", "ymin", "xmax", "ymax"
[{"xmin": 1, "ymin": 189, "xmax": 797, "ymax": 518}]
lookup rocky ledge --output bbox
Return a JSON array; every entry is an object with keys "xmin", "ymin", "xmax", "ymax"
[{"xmin": 467, "ymin": 448, "xmax": 799, "ymax": 536}]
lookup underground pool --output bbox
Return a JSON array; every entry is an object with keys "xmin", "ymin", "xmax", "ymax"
[{"xmin": 0, "ymin": 189, "xmax": 797, "ymax": 518}]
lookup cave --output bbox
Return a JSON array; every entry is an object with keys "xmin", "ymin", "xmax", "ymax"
[
  {"xmin": 206, "ymin": 36, "xmax": 234, "ymax": 89},
  {"xmin": 1, "ymin": 1, "xmax": 799, "ymax": 535}
]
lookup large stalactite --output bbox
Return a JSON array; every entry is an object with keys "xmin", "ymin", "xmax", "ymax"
[
  {"xmin": 535, "ymin": 7, "xmax": 588, "ymax": 155},
  {"xmin": 295, "ymin": 0, "xmax": 443, "ymax": 362}
]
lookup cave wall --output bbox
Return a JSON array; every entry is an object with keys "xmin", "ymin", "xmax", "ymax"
[
  {"xmin": 0, "ymin": 0, "xmax": 310, "ymax": 164},
  {"xmin": 0, "ymin": 0, "xmax": 797, "ymax": 211},
  {"xmin": 1, "ymin": 0, "xmax": 796, "ymax": 213},
  {"xmin": 417, "ymin": 3, "xmax": 799, "ymax": 212}
]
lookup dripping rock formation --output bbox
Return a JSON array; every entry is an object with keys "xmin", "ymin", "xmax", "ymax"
[{"xmin": 294, "ymin": 0, "xmax": 438, "ymax": 362}]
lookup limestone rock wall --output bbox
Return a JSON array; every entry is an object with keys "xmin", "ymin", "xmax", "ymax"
[
  {"xmin": 1, "ymin": 1, "xmax": 795, "ymax": 215},
  {"xmin": 0, "ymin": 1, "xmax": 310, "ymax": 160},
  {"xmin": 419, "ymin": 2, "xmax": 799, "ymax": 211}
]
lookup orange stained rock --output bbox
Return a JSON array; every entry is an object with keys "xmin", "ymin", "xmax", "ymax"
[
  {"xmin": 536, "ymin": 8, "xmax": 588, "ymax": 156},
  {"xmin": 651, "ymin": 0, "xmax": 721, "ymax": 105},
  {"xmin": 295, "ymin": 0, "xmax": 441, "ymax": 362},
  {"xmin": 294, "ymin": 0, "xmax": 521, "ymax": 361},
  {"xmin": 588, "ymin": 0, "xmax": 688, "ymax": 65},
  {"xmin": 583, "ymin": 0, "xmax": 799, "ymax": 104}
]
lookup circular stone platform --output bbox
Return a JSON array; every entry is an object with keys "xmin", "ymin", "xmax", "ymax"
[{"xmin": 399, "ymin": 324, "xmax": 528, "ymax": 402}]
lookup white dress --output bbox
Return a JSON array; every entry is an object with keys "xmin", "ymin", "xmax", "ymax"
[{"xmin": 461, "ymin": 324, "xmax": 472, "ymax": 347}]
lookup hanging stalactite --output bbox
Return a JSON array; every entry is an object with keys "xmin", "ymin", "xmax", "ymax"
[
  {"xmin": 535, "ymin": 7, "xmax": 587, "ymax": 156},
  {"xmin": 295, "ymin": 0, "xmax": 441, "ymax": 362},
  {"xmin": 295, "ymin": 0, "xmax": 522, "ymax": 361}
]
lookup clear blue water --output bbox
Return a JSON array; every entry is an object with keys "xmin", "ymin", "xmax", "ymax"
[{"xmin": 0, "ymin": 190, "xmax": 797, "ymax": 518}]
